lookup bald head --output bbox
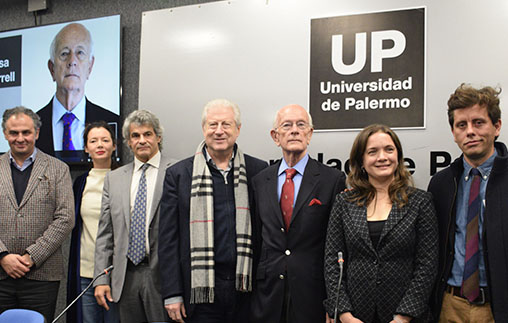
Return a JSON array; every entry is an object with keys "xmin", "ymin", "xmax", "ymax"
[
  {"xmin": 271, "ymin": 104, "xmax": 314, "ymax": 166},
  {"xmin": 50, "ymin": 23, "xmax": 93, "ymax": 64},
  {"xmin": 273, "ymin": 104, "xmax": 313, "ymax": 129},
  {"xmin": 48, "ymin": 23, "xmax": 95, "ymax": 106}
]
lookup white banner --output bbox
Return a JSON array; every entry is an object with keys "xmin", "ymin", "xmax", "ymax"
[{"xmin": 139, "ymin": 0, "xmax": 508, "ymax": 188}]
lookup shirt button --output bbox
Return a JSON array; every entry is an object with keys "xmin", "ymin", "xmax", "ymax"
[
  {"xmin": 17, "ymin": 214, "xmax": 22, "ymax": 217},
  {"xmin": 373, "ymin": 260, "xmax": 377, "ymax": 265},
  {"xmin": 376, "ymin": 280, "xmax": 381, "ymax": 285},
  {"xmin": 279, "ymin": 274, "xmax": 285, "ymax": 280},
  {"xmin": 280, "ymin": 228, "xmax": 285, "ymax": 233},
  {"xmin": 285, "ymin": 250, "xmax": 291, "ymax": 256}
]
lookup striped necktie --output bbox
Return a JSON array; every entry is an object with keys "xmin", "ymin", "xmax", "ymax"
[{"xmin": 461, "ymin": 168, "xmax": 481, "ymax": 302}]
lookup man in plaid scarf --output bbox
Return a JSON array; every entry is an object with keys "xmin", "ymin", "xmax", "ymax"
[{"xmin": 159, "ymin": 99, "xmax": 267, "ymax": 322}]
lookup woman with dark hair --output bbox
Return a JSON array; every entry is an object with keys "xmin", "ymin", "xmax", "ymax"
[
  {"xmin": 67, "ymin": 121, "xmax": 119, "ymax": 323},
  {"xmin": 324, "ymin": 124, "xmax": 438, "ymax": 323}
]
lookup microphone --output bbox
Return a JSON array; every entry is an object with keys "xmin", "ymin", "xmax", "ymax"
[
  {"xmin": 333, "ymin": 252, "xmax": 344, "ymax": 323},
  {"xmin": 52, "ymin": 265, "xmax": 114, "ymax": 323}
]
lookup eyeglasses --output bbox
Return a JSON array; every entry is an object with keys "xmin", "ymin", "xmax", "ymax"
[{"xmin": 277, "ymin": 121, "xmax": 310, "ymax": 131}]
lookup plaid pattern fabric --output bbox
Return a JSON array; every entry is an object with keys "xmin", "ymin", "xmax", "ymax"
[
  {"xmin": 0, "ymin": 150, "xmax": 75, "ymax": 281},
  {"xmin": 189, "ymin": 140, "xmax": 253, "ymax": 304},
  {"xmin": 324, "ymin": 188, "xmax": 438, "ymax": 322}
]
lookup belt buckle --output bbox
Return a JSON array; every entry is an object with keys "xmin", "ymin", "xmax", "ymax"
[{"xmin": 469, "ymin": 288, "xmax": 486, "ymax": 305}]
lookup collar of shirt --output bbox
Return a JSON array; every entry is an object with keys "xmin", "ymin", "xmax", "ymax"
[
  {"xmin": 278, "ymin": 153, "xmax": 309, "ymax": 177},
  {"xmin": 9, "ymin": 148, "xmax": 37, "ymax": 171},
  {"xmin": 204, "ymin": 146, "xmax": 235, "ymax": 173},
  {"xmin": 133, "ymin": 150, "xmax": 161, "ymax": 172},
  {"xmin": 277, "ymin": 153, "xmax": 309, "ymax": 204},
  {"xmin": 462, "ymin": 150, "xmax": 497, "ymax": 181},
  {"xmin": 52, "ymin": 95, "xmax": 86, "ymax": 126}
]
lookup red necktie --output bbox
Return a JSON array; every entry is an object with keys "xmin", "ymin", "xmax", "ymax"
[{"xmin": 281, "ymin": 168, "xmax": 297, "ymax": 230}]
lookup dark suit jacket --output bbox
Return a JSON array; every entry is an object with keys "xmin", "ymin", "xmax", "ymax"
[
  {"xmin": 324, "ymin": 189, "xmax": 438, "ymax": 322},
  {"xmin": 250, "ymin": 157, "xmax": 346, "ymax": 323},
  {"xmin": 36, "ymin": 98, "xmax": 120, "ymax": 157},
  {"xmin": 158, "ymin": 153, "xmax": 267, "ymax": 318},
  {"xmin": 428, "ymin": 142, "xmax": 508, "ymax": 321},
  {"xmin": 66, "ymin": 171, "xmax": 89, "ymax": 323}
]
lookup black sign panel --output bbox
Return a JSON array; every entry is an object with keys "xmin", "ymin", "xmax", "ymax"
[
  {"xmin": 309, "ymin": 8, "xmax": 425, "ymax": 130},
  {"xmin": 0, "ymin": 35, "xmax": 22, "ymax": 88}
]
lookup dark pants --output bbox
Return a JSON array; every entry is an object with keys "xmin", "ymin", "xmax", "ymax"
[
  {"xmin": 118, "ymin": 261, "xmax": 169, "ymax": 323},
  {"xmin": 280, "ymin": 277, "xmax": 294, "ymax": 323},
  {"xmin": 188, "ymin": 277, "xmax": 250, "ymax": 323},
  {"xmin": 0, "ymin": 277, "xmax": 59, "ymax": 322}
]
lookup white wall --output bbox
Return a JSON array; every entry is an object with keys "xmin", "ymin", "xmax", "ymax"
[{"xmin": 139, "ymin": 0, "xmax": 508, "ymax": 188}]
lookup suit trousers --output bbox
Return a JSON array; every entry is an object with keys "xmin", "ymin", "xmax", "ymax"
[
  {"xmin": 188, "ymin": 277, "xmax": 250, "ymax": 323},
  {"xmin": 118, "ymin": 261, "xmax": 169, "ymax": 323},
  {"xmin": 439, "ymin": 290, "xmax": 494, "ymax": 323},
  {"xmin": 280, "ymin": 276, "xmax": 293, "ymax": 323},
  {"xmin": 0, "ymin": 277, "xmax": 59, "ymax": 321}
]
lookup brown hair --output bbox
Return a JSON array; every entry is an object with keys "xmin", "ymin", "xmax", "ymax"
[
  {"xmin": 447, "ymin": 83, "xmax": 501, "ymax": 127},
  {"xmin": 347, "ymin": 124, "xmax": 414, "ymax": 208}
]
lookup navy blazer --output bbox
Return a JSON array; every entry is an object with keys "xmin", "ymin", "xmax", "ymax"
[
  {"xmin": 66, "ymin": 171, "xmax": 89, "ymax": 323},
  {"xmin": 324, "ymin": 188, "xmax": 438, "ymax": 322},
  {"xmin": 158, "ymin": 153, "xmax": 267, "ymax": 318},
  {"xmin": 36, "ymin": 98, "xmax": 120, "ymax": 158},
  {"xmin": 250, "ymin": 157, "xmax": 346, "ymax": 323}
]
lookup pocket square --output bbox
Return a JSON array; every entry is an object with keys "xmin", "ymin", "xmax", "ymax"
[{"xmin": 309, "ymin": 198, "xmax": 322, "ymax": 206}]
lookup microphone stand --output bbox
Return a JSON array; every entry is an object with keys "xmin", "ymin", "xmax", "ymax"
[
  {"xmin": 333, "ymin": 252, "xmax": 344, "ymax": 323},
  {"xmin": 52, "ymin": 265, "xmax": 114, "ymax": 323}
]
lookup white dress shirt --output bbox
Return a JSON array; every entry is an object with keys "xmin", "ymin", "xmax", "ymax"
[
  {"xmin": 130, "ymin": 150, "xmax": 161, "ymax": 254},
  {"xmin": 51, "ymin": 95, "xmax": 86, "ymax": 151}
]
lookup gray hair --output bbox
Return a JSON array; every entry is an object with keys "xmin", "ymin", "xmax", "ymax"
[
  {"xmin": 201, "ymin": 99, "xmax": 241, "ymax": 127},
  {"xmin": 2, "ymin": 106, "xmax": 42, "ymax": 132},
  {"xmin": 122, "ymin": 109, "xmax": 164, "ymax": 150},
  {"xmin": 49, "ymin": 23, "xmax": 94, "ymax": 63},
  {"xmin": 272, "ymin": 105, "xmax": 314, "ymax": 129}
]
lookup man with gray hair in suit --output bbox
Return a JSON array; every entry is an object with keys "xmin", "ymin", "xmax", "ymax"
[
  {"xmin": 94, "ymin": 109, "xmax": 173, "ymax": 323},
  {"xmin": 0, "ymin": 106, "xmax": 74, "ymax": 321}
]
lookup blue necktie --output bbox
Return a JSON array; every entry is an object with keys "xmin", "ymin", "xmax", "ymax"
[
  {"xmin": 62, "ymin": 112, "xmax": 76, "ymax": 151},
  {"xmin": 127, "ymin": 164, "xmax": 149, "ymax": 265}
]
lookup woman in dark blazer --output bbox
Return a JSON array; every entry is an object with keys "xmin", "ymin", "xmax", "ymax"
[
  {"xmin": 324, "ymin": 124, "xmax": 438, "ymax": 323},
  {"xmin": 67, "ymin": 121, "xmax": 119, "ymax": 323}
]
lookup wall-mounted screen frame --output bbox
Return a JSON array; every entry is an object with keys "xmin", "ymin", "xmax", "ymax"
[{"xmin": 0, "ymin": 14, "xmax": 121, "ymax": 164}]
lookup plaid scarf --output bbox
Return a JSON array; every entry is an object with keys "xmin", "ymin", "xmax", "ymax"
[{"xmin": 189, "ymin": 140, "xmax": 253, "ymax": 304}]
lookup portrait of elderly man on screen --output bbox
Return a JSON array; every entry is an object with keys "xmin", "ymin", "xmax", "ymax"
[{"xmin": 36, "ymin": 23, "xmax": 119, "ymax": 162}]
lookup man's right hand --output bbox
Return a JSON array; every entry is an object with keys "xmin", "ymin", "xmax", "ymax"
[
  {"xmin": 94, "ymin": 284, "xmax": 113, "ymax": 310},
  {"xmin": 0, "ymin": 254, "xmax": 30, "ymax": 278},
  {"xmin": 165, "ymin": 302, "xmax": 187, "ymax": 322}
]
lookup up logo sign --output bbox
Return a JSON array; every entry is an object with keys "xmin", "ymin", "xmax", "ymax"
[
  {"xmin": 309, "ymin": 8, "xmax": 425, "ymax": 130},
  {"xmin": 331, "ymin": 30, "xmax": 406, "ymax": 75}
]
